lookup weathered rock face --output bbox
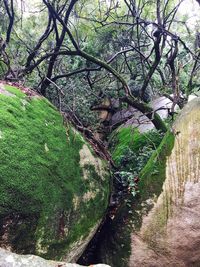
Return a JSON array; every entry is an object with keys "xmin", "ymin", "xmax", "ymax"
[
  {"xmin": 129, "ymin": 98, "xmax": 200, "ymax": 266},
  {"xmin": 0, "ymin": 83, "xmax": 110, "ymax": 262},
  {"xmin": 0, "ymin": 248, "xmax": 111, "ymax": 267}
]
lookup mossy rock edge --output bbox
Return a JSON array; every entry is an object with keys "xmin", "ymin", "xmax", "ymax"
[
  {"xmin": 0, "ymin": 84, "xmax": 110, "ymax": 261},
  {"xmin": 129, "ymin": 98, "xmax": 200, "ymax": 266}
]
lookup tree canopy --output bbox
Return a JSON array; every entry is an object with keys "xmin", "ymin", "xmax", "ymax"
[{"xmin": 0, "ymin": 0, "xmax": 200, "ymax": 132}]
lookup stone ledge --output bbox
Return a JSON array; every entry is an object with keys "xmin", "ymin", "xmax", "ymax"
[{"xmin": 0, "ymin": 248, "xmax": 111, "ymax": 267}]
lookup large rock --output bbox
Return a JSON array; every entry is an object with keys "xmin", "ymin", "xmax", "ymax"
[
  {"xmin": 0, "ymin": 83, "xmax": 110, "ymax": 261},
  {"xmin": 129, "ymin": 98, "xmax": 200, "ymax": 266},
  {"xmin": 111, "ymin": 96, "xmax": 177, "ymax": 132},
  {"xmin": 0, "ymin": 248, "xmax": 111, "ymax": 267}
]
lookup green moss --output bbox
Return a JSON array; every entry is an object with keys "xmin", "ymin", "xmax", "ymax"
[
  {"xmin": 94, "ymin": 128, "xmax": 163, "ymax": 267},
  {"xmin": 132, "ymin": 132, "xmax": 174, "ymax": 250},
  {"xmin": 128, "ymin": 131, "xmax": 174, "ymax": 231},
  {"xmin": 4, "ymin": 84, "xmax": 26, "ymax": 97},
  {"xmin": 110, "ymin": 127, "xmax": 163, "ymax": 168},
  {"xmin": 43, "ymin": 163, "xmax": 110, "ymax": 260},
  {"xmin": 0, "ymin": 85, "xmax": 110, "ymax": 260},
  {"xmin": 95, "ymin": 125, "xmax": 174, "ymax": 267},
  {"xmin": 139, "ymin": 131, "xmax": 174, "ymax": 200}
]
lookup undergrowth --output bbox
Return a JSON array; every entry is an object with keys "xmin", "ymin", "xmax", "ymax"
[{"xmin": 110, "ymin": 127, "xmax": 164, "ymax": 196}]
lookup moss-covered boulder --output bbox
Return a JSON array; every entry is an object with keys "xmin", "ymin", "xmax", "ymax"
[
  {"xmin": 0, "ymin": 83, "xmax": 110, "ymax": 262},
  {"xmin": 129, "ymin": 98, "xmax": 200, "ymax": 266}
]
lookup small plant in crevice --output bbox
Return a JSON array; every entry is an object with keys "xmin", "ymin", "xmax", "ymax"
[
  {"xmin": 111, "ymin": 129, "xmax": 164, "ymax": 202},
  {"xmin": 113, "ymin": 171, "xmax": 139, "ymax": 197},
  {"xmin": 118, "ymin": 145, "xmax": 154, "ymax": 175}
]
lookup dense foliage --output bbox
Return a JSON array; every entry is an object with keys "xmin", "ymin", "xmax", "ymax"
[
  {"xmin": 110, "ymin": 127, "xmax": 164, "ymax": 196},
  {"xmin": 0, "ymin": 0, "xmax": 200, "ymax": 131}
]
